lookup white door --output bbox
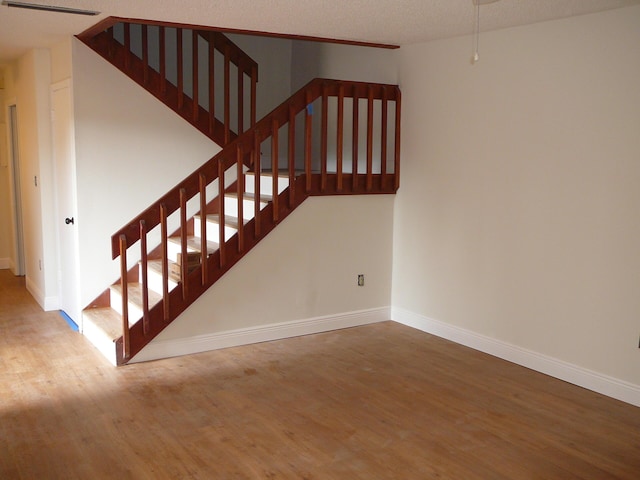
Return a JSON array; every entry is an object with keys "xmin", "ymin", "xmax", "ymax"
[{"xmin": 51, "ymin": 81, "xmax": 81, "ymax": 329}]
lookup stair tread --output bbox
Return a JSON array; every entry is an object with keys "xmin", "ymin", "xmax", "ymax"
[
  {"xmin": 110, "ymin": 282, "xmax": 163, "ymax": 309},
  {"xmin": 247, "ymin": 169, "xmax": 306, "ymax": 177},
  {"xmin": 168, "ymin": 236, "xmax": 219, "ymax": 254},
  {"xmin": 83, "ymin": 307, "xmax": 127, "ymax": 340},
  {"xmin": 194, "ymin": 214, "xmax": 246, "ymax": 229},
  {"xmin": 226, "ymin": 192, "xmax": 273, "ymax": 203},
  {"xmin": 147, "ymin": 259, "xmax": 182, "ymax": 283}
]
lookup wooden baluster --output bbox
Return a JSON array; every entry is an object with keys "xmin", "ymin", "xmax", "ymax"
[
  {"xmin": 224, "ymin": 44, "xmax": 231, "ymax": 143},
  {"xmin": 237, "ymin": 145, "xmax": 245, "ymax": 253},
  {"xmin": 381, "ymin": 86, "xmax": 388, "ymax": 189},
  {"xmin": 251, "ymin": 67, "xmax": 257, "ymax": 128},
  {"xmin": 366, "ymin": 86, "xmax": 374, "ymax": 192},
  {"xmin": 272, "ymin": 118, "xmax": 279, "ymax": 222},
  {"xmin": 142, "ymin": 25, "xmax": 149, "ymax": 85},
  {"xmin": 199, "ymin": 173, "xmax": 208, "ymax": 286},
  {"xmin": 139, "ymin": 220, "xmax": 149, "ymax": 336},
  {"xmin": 394, "ymin": 89, "xmax": 402, "ymax": 191},
  {"xmin": 119, "ymin": 235, "xmax": 130, "ymax": 360},
  {"xmin": 192, "ymin": 30, "xmax": 199, "ymax": 123},
  {"xmin": 254, "ymin": 134, "xmax": 261, "ymax": 236},
  {"xmin": 177, "ymin": 28, "xmax": 184, "ymax": 110},
  {"xmin": 208, "ymin": 34, "xmax": 215, "ymax": 136},
  {"xmin": 218, "ymin": 159, "xmax": 225, "ymax": 267},
  {"xmin": 159, "ymin": 26, "xmax": 166, "ymax": 94},
  {"xmin": 352, "ymin": 90, "xmax": 359, "ymax": 191},
  {"xmin": 251, "ymin": 66, "xmax": 258, "ymax": 127},
  {"xmin": 123, "ymin": 23, "xmax": 131, "ymax": 69},
  {"xmin": 288, "ymin": 106, "xmax": 296, "ymax": 208},
  {"xmin": 107, "ymin": 26, "xmax": 115, "ymax": 58},
  {"xmin": 321, "ymin": 84, "xmax": 328, "ymax": 192},
  {"xmin": 337, "ymin": 84, "xmax": 344, "ymax": 192},
  {"xmin": 238, "ymin": 69, "xmax": 244, "ymax": 134},
  {"xmin": 160, "ymin": 203, "xmax": 170, "ymax": 321},
  {"xmin": 305, "ymin": 92, "xmax": 313, "ymax": 193},
  {"xmin": 180, "ymin": 188, "xmax": 188, "ymax": 301}
]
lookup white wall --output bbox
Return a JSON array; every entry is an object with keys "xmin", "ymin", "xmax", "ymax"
[
  {"xmin": 392, "ymin": 6, "xmax": 640, "ymax": 393},
  {"xmin": 134, "ymin": 194, "xmax": 394, "ymax": 362},
  {"xmin": 227, "ymin": 34, "xmax": 293, "ymax": 118},
  {"xmin": 72, "ymin": 39, "xmax": 221, "ymax": 310},
  {"xmin": 291, "ymin": 41, "xmax": 398, "ymax": 90},
  {"xmin": 2, "ymin": 50, "xmax": 59, "ymax": 308}
]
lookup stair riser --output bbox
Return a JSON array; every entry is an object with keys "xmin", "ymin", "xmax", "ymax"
[
  {"xmin": 144, "ymin": 265, "xmax": 179, "ymax": 295},
  {"xmin": 193, "ymin": 217, "xmax": 238, "ymax": 243},
  {"xmin": 109, "ymin": 287, "xmax": 143, "ymax": 322},
  {"xmin": 167, "ymin": 241, "xmax": 201, "ymax": 264},
  {"xmin": 245, "ymin": 173, "xmax": 289, "ymax": 196}
]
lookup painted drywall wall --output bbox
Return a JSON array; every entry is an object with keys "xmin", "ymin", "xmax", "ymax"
[
  {"xmin": 393, "ymin": 6, "xmax": 640, "ymax": 386},
  {"xmin": 2, "ymin": 50, "xmax": 59, "ymax": 308},
  {"xmin": 136, "ymin": 194, "xmax": 394, "ymax": 358},
  {"xmin": 50, "ymin": 37, "xmax": 72, "ymax": 84},
  {"xmin": 72, "ymin": 39, "xmax": 221, "ymax": 312},
  {"xmin": 226, "ymin": 34, "xmax": 293, "ymax": 118},
  {"xmin": 291, "ymin": 41, "xmax": 398, "ymax": 91}
]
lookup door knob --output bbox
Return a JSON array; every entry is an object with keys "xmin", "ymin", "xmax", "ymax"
[{"xmin": 65, "ymin": 217, "xmax": 74, "ymax": 225}]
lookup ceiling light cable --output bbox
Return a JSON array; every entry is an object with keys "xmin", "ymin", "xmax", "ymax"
[{"xmin": 472, "ymin": 2, "xmax": 480, "ymax": 64}]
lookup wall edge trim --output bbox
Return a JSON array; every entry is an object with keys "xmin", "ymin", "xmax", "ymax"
[
  {"xmin": 25, "ymin": 277, "xmax": 59, "ymax": 311},
  {"xmin": 130, "ymin": 306, "xmax": 391, "ymax": 363},
  {"xmin": 391, "ymin": 307, "xmax": 640, "ymax": 407}
]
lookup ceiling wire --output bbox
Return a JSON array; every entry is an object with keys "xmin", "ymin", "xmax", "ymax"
[{"xmin": 472, "ymin": 2, "xmax": 480, "ymax": 64}]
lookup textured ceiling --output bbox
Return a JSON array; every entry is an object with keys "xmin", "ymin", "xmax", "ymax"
[{"xmin": 1, "ymin": 0, "xmax": 639, "ymax": 63}]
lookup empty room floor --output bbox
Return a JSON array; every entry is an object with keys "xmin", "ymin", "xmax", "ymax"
[{"xmin": 1, "ymin": 269, "xmax": 639, "ymax": 479}]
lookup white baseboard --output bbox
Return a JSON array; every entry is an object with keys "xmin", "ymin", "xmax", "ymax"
[
  {"xmin": 392, "ymin": 307, "xmax": 640, "ymax": 408},
  {"xmin": 25, "ymin": 277, "xmax": 59, "ymax": 311},
  {"xmin": 0, "ymin": 258, "xmax": 9, "ymax": 269},
  {"xmin": 130, "ymin": 307, "xmax": 390, "ymax": 363}
]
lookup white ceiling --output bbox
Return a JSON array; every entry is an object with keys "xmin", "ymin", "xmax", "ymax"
[{"xmin": 1, "ymin": 0, "xmax": 639, "ymax": 64}]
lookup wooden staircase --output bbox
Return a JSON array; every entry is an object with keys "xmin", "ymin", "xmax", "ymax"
[{"xmin": 77, "ymin": 18, "xmax": 401, "ymax": 365}]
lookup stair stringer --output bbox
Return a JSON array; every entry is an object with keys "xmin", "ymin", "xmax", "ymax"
[{"xmin": 114, "ymin": 176, "xmax": 311, "ymax": 364}]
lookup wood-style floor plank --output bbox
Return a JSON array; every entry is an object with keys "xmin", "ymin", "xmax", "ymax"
[{"xmin": 1, "ymin": 269, "xmax": 639, "ymax": 479}]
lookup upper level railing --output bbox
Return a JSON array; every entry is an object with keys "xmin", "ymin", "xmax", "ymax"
[
  {"xmin": 78, "ymin": 18, "xmax": 258, "ymax": 146},
  {"xmin": 111, "ymin": 77, "xmax": 400, "ymax": 362}
]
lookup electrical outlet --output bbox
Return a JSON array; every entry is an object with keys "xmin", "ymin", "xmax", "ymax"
[{"xmin": 357, "ymin": 274, "xmax": 364, "ymax": 287}]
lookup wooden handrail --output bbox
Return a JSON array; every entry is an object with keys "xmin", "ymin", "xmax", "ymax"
[
  {"xmin": 111, "ymin": 78, "xmax": 400, "ymax": 259},
  {"xmin": 81, "ymin": 20, "xmax": 259, "ymax": 147}
]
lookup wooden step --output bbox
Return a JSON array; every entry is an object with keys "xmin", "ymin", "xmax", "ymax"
[
  {"xmin": 83, "ymin": 307, "xmax": 123, "ymax": 341},
  {"xmin": 110, "ymin": 282, "xmax": 162, "ymax": 322},
  {"xmin": 195, "ymin": 214, "xmax": 245, "ymax": 230},
  {"xmin": 225, "ymin": 192, "xmax": 273, "ymax": 203},
  {"xmin": 147, "ymin": 259, "xmax": 182, "ymax": 284},
  {"xmin": 167, "ymin": 236, "xmax": 219, "ymax": 254},
  {"xmin": 110, "ymin": 282, "xmax": 163, "ymax": 311}
]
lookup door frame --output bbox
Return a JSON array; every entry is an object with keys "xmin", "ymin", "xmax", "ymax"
[{"xmin": 7, "ymin": 102, "xmax": 26, "ymax": 276}]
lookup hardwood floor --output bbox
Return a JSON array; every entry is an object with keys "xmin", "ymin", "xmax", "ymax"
[{"xmin": 1, "ymin": 269, "xmax": 639, "ymax": 479}]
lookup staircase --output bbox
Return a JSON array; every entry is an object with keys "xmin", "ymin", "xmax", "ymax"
[{"xmin": 77, "ymin": 18, "xmax": 401, "ymax": 365}]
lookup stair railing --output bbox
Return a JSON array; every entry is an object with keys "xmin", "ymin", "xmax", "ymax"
[
  {"xmin": 111, "ymin": 78, "xmax": 400, "ymax": 363},
  {"xmin": 78, "ymin": 19, "xmax": 258, "ymax": 145}
]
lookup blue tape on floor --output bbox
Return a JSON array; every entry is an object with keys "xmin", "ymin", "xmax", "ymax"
[{"xmin": 59, "ymin": 310, "xmax": 79, "ymax": 332}]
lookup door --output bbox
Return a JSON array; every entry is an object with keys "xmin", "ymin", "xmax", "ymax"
[
  {"xmin": 8, "ymin": 105, "xmax": 25, "ymax": 276},
  {"xmin": 51, "ymin": 80, "xmax": 81, "ymax": 329}
]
